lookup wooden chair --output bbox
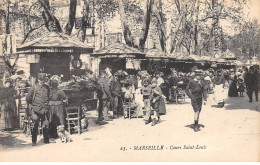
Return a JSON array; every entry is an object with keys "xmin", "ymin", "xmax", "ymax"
[
  {"xmin": 175, "ymin": 88, "xmax": 185, "ymax": 104},
  {"xmin": 65, "ymin": 106, "xmax": 82, "ymax": 135},
  {"xmin": 123, "ymin": 99, "xmax": 139, "ymax": 119}
]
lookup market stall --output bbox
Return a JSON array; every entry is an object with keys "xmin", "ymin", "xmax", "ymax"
[
  {"xmin": 17, "ymin": 32, "xmax": 94, "ymax": 84},
  {"xmin": 90, "ymin": 42, "xmax": 145, "ymax": 75},
  {"xmin": 169, "ymin": 53, "xmax": 196, "ymax": 72},
  {"xmin": 16, "ymin": 32, "xmax": 96, "ymax": 132},
  {"xmin": 143, "ymin": 48, "xmax": 173, "ymax": 75}
]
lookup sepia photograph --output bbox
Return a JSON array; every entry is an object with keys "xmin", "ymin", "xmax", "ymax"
[{"xmin": 0, "ymin": 0, "xmax": 259, "ymax": 162}]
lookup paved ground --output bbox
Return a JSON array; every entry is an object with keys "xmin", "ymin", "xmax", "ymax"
[{"xmin": 0, "ymin": 89, "xmax": 259, "ymax": 162}]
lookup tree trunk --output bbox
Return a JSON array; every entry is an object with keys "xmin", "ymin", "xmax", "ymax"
[
  {"xmin": 2, "ymin": 4, "xmax": 18, "ymax": 83},
  {"xmin": 39, "ymin": 0, "xmax": 62, "ymax": 32},
  {"xmin": 80, "ymin": 0, "xmax": 90, "ymax": 42},
  {"xmin": 6, "ymin": 3, "xmax": 10, "ymax": 34},
  {"xmin": 156, "ymin": 0, "xmax": 166, "ymax": 52},
  {"xmin": 65, "ymin": 0, "xmax": 77, "ymax": 35},
  {"xmin": 118, "ymin": 0, "xmax": 134, "ymax": 47},
  {"xmin": 170, "ymin": 14, "xmax": 184, "ymax": 53},
  {"xmin": 193, "ymin": 0, "xmax": 199, "ymax": 55},
  {"xmin": 138, "ymin": 0, "xmax": 154, "ymax": 50}
]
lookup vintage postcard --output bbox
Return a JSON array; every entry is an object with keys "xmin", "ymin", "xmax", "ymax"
[{"xmin": 0, "ymin": 0, "xmax": 259, "ymax": 162}]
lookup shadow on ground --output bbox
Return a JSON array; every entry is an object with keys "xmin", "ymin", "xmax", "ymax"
[
  {"xmin": 223, "ymin": 94, "xmax": 259, "ymax": 112},
  {"xmin": 0, "ymin": 130, "xmax": 47, "ymax": 151},
  {"xmin": 185, "ymin": 123, "xmax": 205, "ymax": 130}
]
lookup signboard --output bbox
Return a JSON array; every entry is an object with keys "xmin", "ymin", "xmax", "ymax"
[{"xmin": 26, "ymin": 54, "xmax": 40, "ymax": 63}]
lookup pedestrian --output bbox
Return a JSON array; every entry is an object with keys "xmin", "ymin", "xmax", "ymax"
[
  {"xmin": 237, "ymin": 74, "xmax": 245, "ymax": 97},
  {"xmin": 228, "ymin": 69, "xmax": 238, "ymax": 97},
  {"xmin": 26, "ymin": 73, "xmax": 52, "ymax": 146},
  {"xmin": 213, "ymin": 72, "xmax": 225, "ymax": 108},
  {"xmin": 185, "ymin": 72, "xmax": 208, "ymax": 132},
  {"xmin": 247, "ymin": 66, "xmax": 259, "ymax": 102},
  {"xmin": 156, "ymin": 73, "xmax": 164, "ymax": 87},
  {"xmin": 148, "ymin": 79, "xmax": 163, "ymax": 126},
  {"xmin": 97, "ymin": 70, "xmax": 112, "ymax": 122},
  {"xmin": 168, "ymin": 71, "xmax": 179, "ymax": 101},
  {"xmin": 110, "ymin": 76, "xmax": 122, "ymax": 118},
  {"xmin": 141, "ymin": 78, "xmax": 152, "ymax": 124},
  {"xmin": 0, "ymin": 79, "xmax": 20, "ymax": 130},
  {"xmin": 48, "ymin": 79, "xmax": 68, "ymax": 138}
]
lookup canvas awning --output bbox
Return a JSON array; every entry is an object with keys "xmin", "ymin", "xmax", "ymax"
[
  {"xmin": 145, "ymin": 48, "xmax": 173, "ymax": 61},
  {"xmin": 17, "ymin": 32, "xmax": 94, "ymax": 54},
  {"xmin": 222, "ymin": 49, "xmax": 237, "ymax": 60},
  {"xmin": 91, "ymin": 42, "xmax": 145, "ymax": 59}
]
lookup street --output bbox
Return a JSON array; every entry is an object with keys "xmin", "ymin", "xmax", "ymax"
[{"xmin": 0, "ymin": 89, "xmax": 259, "ymax": 162}]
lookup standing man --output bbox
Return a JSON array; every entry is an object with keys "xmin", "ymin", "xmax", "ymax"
[
  {"xmin": 26, "ymin": 73, "xmax": 51, "ymax": 146},
  {"xmin": 185, "ymin": 73, "xmax": 208, "ymax": 132},
  {"xmin": 110, "ymin": 76, "xmax": 122, "ymax": 118},
  {"xmin": 247, "ymin": 66, "xmax": 259, "ymax": 102},
  {"xmin": 97, "ymin": 71, "xmax": 112, "ymax": 122}
]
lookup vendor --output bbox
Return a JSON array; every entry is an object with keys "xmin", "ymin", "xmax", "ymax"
[
  {"xmin": 0, "ymin": 79, "xmax": 20, "ymax": 130},
  {"xmin": 48, "ymin": 79, "xmax": 68, "ymax": 138}
]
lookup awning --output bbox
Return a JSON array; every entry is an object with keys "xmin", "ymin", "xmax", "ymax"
[
  {"xmin": 145, "ymin": 48, "xmax": 173, "ymax": 61},
  {"xmin": 91, "ymin": 42, "xmax": 145, "ymax": 59},
  {"xmin": 17, "ymin": 32, "xmax": 94, "ymax": 54}
]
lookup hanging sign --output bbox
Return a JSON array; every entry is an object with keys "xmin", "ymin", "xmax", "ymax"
[
  {"xmin": 26, "ymin": 54, "xmax": 40, "ymax": 63},
  {"xmin": 126, "ymin": 58, "xmax": 141, "ymax": 70}
]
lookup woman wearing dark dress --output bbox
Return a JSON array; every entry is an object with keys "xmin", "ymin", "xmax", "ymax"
[
  {"xmin": 48, "ymin": 80, "xmax": 68, "ymax": 138},
  {"xmin": 228, "ymin": 70, "xmax": 238, "ymax": 97},
  {"xmin": 0, "ymin": 80, "xmax": 20, "ymax": 130}
]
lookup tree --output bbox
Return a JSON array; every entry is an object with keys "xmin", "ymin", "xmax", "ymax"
[
  {"xmin": 230, "ymin": 19, "xmax": 260, "ymax": 59},
  {"xmin": 119, "ymin": 0, "xmax": 154, "ymax": 50},
  {"xmin": 39, "ymin": 0, "xmax": 62, "ymax": 32},
  {"xmin": 65, "ymin": 0, "xmax": 77, "ymax": 35}
]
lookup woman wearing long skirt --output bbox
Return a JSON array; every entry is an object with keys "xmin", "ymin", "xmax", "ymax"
[
  {"xmin": 0, "ymin": 80, "xmax": 19, "ymax": 130},
  {"xmin": 228, "ymin": 70, "xmax": 238, "ymax": 97},
  {"xmin": 48, "ymin": 80, "xmax": 68, "ymax": 138}
]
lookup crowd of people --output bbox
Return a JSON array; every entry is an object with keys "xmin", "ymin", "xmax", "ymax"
[{"xmin": 0, "ymin": 65, "xmax": 259, "ymax": 146}]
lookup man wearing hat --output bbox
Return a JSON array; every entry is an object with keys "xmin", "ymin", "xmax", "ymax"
[
  {"xmin": 185, "ymin": 72, "xmax": 208, "ymax": 132},
  {"xmin": 97, "ymin": 70, "xmax": 112, "ymax": 122},
  {"xmin": 26, "ymin": 73, "xmax": 51, "ymax": 146}
]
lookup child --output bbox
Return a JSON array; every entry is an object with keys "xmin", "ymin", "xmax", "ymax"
[
  {"xmin": 237, "ymin": 75, "xmax": 245, "ymax": 97},
  {"xmin": 141, "ymin": 78, "xmax": 152, "ymax": 123}
]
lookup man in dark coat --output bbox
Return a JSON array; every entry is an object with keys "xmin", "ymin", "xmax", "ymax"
[
  {"xmin": 168, "ymin": 72, "xmax": 179, "ymax": 101},
  {"xmin": 185, "ymin": 73, "xmax": 208, "ymax": 132},
  {"xmin": 247, "ymin": 66, "xmax": 259, "ymax": 102},
  {"xmin": 110, "ymin": 76, "xmax": 122, "ymax": 118},
  {"xmin": 97, "ymin": 71, "xmax": 112, "ymax": 122},
  {"xmin": 26, "ymin": 73, "xmax": 51, "ymax": 146}
]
